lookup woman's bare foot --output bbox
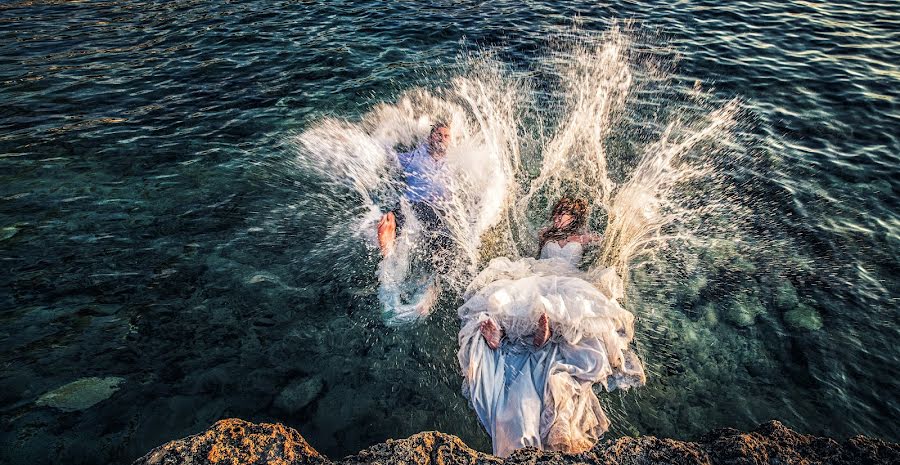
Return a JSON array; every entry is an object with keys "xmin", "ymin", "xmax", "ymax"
[
  {"xmin": 533, "ymin": 313, "xmax": 551, "ymax": 347},
  {"xmin": 480, "ymin": 319, "xmax": 502, "ymax": 350}
]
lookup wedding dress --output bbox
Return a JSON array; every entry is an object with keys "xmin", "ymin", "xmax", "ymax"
[{"xmin": 457, "ymin": 240, "xmax": 645, "ymax": 457}]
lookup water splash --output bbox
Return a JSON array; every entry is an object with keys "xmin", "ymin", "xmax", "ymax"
[
  {"xmin": 495, "ymin": 26, "xmax": 744, "ymax": 286},
  {"xmin": 290, "ymin": 53, "xmax": 529, "ymax": 323},
  {"xmin": 290, "ymin": 24, "xmax": 744, "ymax": 322}
]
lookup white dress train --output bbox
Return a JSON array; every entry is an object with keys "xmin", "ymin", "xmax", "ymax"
[{"xmin": 457, "ymin": 241, "xmax": 645, "ymax": 457}]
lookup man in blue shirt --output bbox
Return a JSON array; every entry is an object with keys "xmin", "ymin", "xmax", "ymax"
[{"xmin": 377, "ymin": 123, "xmax": 452, "ymax": 261}]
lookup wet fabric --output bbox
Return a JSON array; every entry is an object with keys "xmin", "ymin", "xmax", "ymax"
[
  {"xmin": 397, "ymin": 144, "xmax": 449, "ymax": 203},
  {"xmin": 390, "ymin": 201, "xmax": 453, "ymax": 275},
  {"xmin": 458, "ymin": 242, "xmax": 645, "ymax": 457}
]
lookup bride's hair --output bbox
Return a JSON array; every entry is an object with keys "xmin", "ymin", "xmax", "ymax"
[{"xmin": 540, "ymin": 197, "xmax": 588, "ymax": 247}]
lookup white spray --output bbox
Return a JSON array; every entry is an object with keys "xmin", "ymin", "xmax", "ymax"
[{"xmin": 291, "ymin": 24, "xmax": 741, "ymax": 323}]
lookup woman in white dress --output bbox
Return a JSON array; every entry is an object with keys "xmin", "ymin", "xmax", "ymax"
[{"xmin": 457, "ymin": 198, "xmax": 645, "ymax": 457}]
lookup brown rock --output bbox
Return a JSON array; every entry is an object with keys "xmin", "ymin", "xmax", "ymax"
[
  {"xmin": 134, "ymin": 419, "xmax": 899, "ymax": 465},
  {"xmin": 341, "ymin": 431, "xmax": 500, "ymax": 465},
  {"xmin": 133, "ymin": 418, "xmax": 326, "ymax": 465},
  {"xmin": 587, "ymin": 435, "xmax": 712, "ymax": 465}
]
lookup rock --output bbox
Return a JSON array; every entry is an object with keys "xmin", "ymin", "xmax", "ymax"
[
  {"xmin": 134, "ymin": 419, "xmax": 900, "ymax": 465},
  {"xmin": 0, "ymin": 225, "xmax": 17, "ymax": 241},
  {"xmin": 722, "ymin": 293, "xmax": 765, "ymax": 328},
  {"xmin": 248, "ymin": 272, "xmax": 282, "ymax": 285},
  {"xmin": 342, "ymin": 431, "xmax": 499, "ymax": 465},
  {"xmin": 274, "ymin": 376, "xmax": 325, "ymax": 415},
  {"xmin": 701, "ymin": 421, "xmax": 868, "ymax": 464},
  {"xmin": 774, "ymin": 281, "xmax": 799, "ymax": 310},
  {"xmin": 700, "ymin": 303, "xmax": 718, "ymax": 326},
  {"xmin": 704, "ymin": 239, "xmax": 739, "ymax": 268},
  {"xmin": 78, "ymin": 304, "xmax": 121, "ymax": 316},
  {"xmin": 784, "ymin": 303, "xmax": 824, "ymax": 331},
  {"xmin": 704, "ymin": 240, "xmax": 756, "ymax": 274},
  {"xmin": 134, "ymin": 418, "xmax": 326, "ymax": 465},
  {"xmin": 588, "ymin": 435, "xmax": 710, "ymax": 464},
  {"xmin": 677, "ymin": 275, "xmax": 708, "ymax": 307},
  {"xmin": 35, "ymin": 376, "xmax": 124, "ymax": 412}
]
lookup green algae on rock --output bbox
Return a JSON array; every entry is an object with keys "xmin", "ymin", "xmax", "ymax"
[
  {"xmin": 700, "ymin": 302, "xmax": 718, "ymax": 326},
  {"xmin": 723, "ymin": 293, "xmax": 765, "ymax": 327},
  {"xmin": 774, "ymin": 281, "xmax": 800, "ymax": 310},
  {"xmin": 274, "ymin": 376, "xmax": 325, "ymax": 415},
  {"xmin": 784, "ymin": 303, "xmax": 824, "ymax": 331},
  {"xmin": 677, "ymin": 275, "xmax": 708, "ymax": 307},
  {"xmin": 35, "ymin": 377, "xmax": 124, "ymax": 412},
  {"xmin": 0, "ymin": 225, "xmax": 18, "ymax": 241}
]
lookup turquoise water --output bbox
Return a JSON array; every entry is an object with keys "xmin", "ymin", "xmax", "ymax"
[{"xmin": 1, "ymin": 1, "xmax": 898, "ymax": 464}]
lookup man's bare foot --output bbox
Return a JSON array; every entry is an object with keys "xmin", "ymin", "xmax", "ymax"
[
  {"xmin": 415, "ymin": 280, "xmax": 439, "ymax": 317},
  {"xmin": 533, "ymin": 313, "xmax": 551, "ymax": 347},
  {"xmin": 377, "ymin": 212, "xmax": 396, "ymax": 256},
  {"xmin": 480, "ymin": 319, "xmax": 502, "ymax": 350}
]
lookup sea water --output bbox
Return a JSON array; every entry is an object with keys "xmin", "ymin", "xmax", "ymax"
[{"xmin": 0, "ymin": 2, "xmax": 897, "ymax": 464}]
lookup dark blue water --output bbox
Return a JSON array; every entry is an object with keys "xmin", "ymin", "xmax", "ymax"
[{"xmin": 1, "ymin": 1, "xmax": 898, "ymax": 464}]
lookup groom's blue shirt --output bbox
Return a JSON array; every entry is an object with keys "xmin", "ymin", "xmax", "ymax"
[{"xmin": 397, "ymin": 144, "xmax": 449, "ymax": 204}]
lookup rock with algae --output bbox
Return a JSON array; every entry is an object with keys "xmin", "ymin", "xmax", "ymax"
[
  {"xmin": 700, "ymin": 302, "xmax": 718, "ymax": 326},
  {"xmin": 0, "ymin": 225, "xmax": 18, "ymax": 241},
  {"xmin": 133, "ymin": 419, "xmax": 899, "ymax": 465},
  {"xmin": 677, "ymin": 275, "xmax": 708, "ymax": 307},
  {"xmin": 35, "ymin": 376, "xmax": 124, "ymax": 412},
  {"xmin": 784, "ymin": 302, "xmax": 824, "ymax": 332},
  {"xmin": 703, "ymin": 239, "xmax": 757, "ymax": 274},
  {"xmin": 774, "ymin": 281, "xmax": 800, "ymax": 311},
  {"xmin": 722, "ymin": 293, "xmax": 765, "ymax": 328},
  {"xmin": 274, "ymin": 376, "xmax": 325, "ymax": 415}
]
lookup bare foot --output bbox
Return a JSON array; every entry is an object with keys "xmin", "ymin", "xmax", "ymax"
[
  {"xmin": 415, "ymin": 280, "xmax": 440, "ymax": 317},
  {"xmin": 533, "ymin": 313, "xmax": 551, "ymax": 347},
  {"xmin": 480, "ymin": 319, "xmax": 502, "ymax": 350},
  {"xmin": 377, "ymin": 212, "xmax": 396, "ymax": 256}
]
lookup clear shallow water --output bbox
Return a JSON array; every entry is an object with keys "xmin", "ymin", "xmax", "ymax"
[{"xmin": 1, "ymin": 1, "xmax": 898, "ymax": 464}]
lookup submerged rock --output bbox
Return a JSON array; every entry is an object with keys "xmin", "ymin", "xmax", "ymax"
[
  {"xmin": 134, "ymin": 419, "xmax": 899, "ymax": 465},
  {"xmin": 704, "ymin": 240, "xmax": 756, "ymax": 274},
  {"xmin": 701, "ymin": 303, "xmax": 718, "ymax": 327},
  {"xmin": 784, "ymin": 303, "xmax": 824, "ymax": 331},
  {"xmin": 723, "ymin": 293, "xmax": 765, "ymax": 328},
  {"xmin": 274, "ymin": 376, "xmax": 324, "ymax": 414},
  {"xmin": 677, "ymin": 275, "xmax": 708, "ymax": 307},
  {"xmin": 774, "ymin": 281, "xmax": 800, "ymax": 310},
  {"xmin": 248, "ymin": 273, "xmax": 280, "ymax": 285},
  {"xmin": 35, "ymin": 376, "xmax": 124, "ymax": 412},
  {"xmin": 0, "ymin": 225, "xmax": 17, "ymax": 241}
]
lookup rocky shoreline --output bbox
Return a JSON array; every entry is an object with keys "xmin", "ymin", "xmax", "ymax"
[{"xmin": 134, "ymin": 418, "xmax": 898, "ymax": 465}]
